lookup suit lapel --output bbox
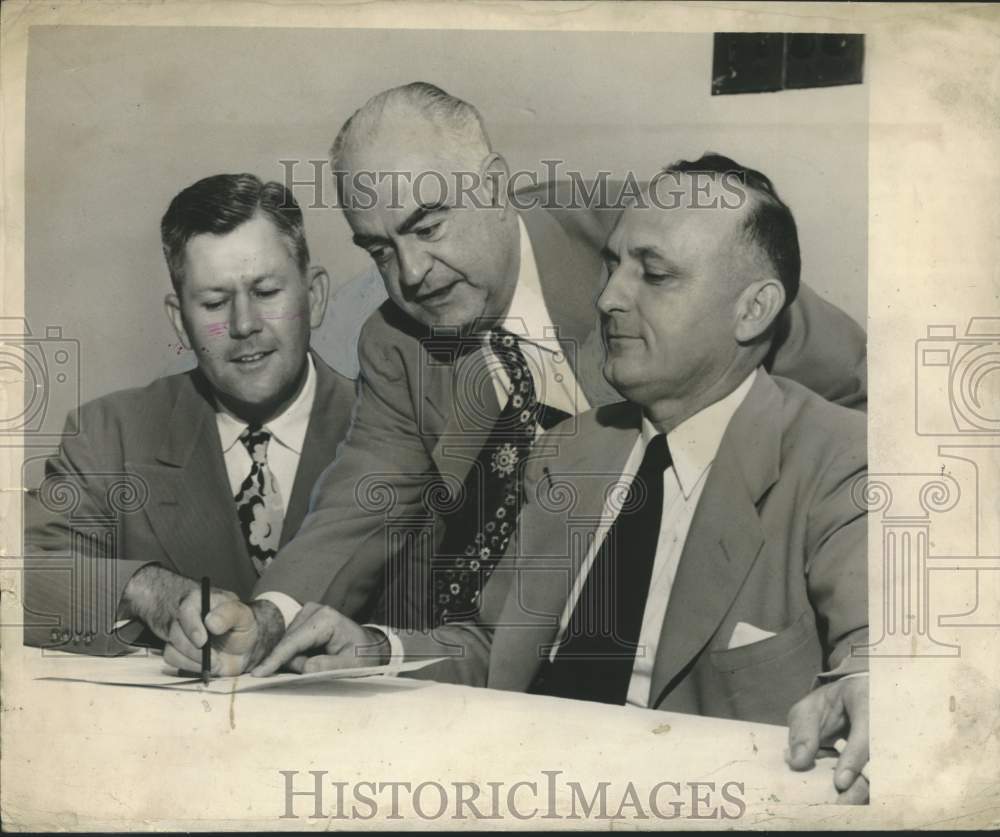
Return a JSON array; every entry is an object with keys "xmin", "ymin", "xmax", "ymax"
[
  {"xmin": 648, "ymin": 373, "xmax": 783, "ymax": 708},
  {"xmin": 131, "ymin": 373, "xmax": 256, "ymax": 595},
  {"xmin": 281, "ymin": 356, "xmax": 352, "ymax": 546}
]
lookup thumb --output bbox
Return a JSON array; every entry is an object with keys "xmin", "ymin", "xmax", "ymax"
[{"xmin": 204, "ymin": 599, "xmax": 255, "ymax": 636}]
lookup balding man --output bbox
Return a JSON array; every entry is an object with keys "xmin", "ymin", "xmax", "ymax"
[
  {"xmin": 253, "ymin": 158, "xmax": 870, "ymax": 803},
  {"xmin": 164, "ymin": 84, "xmax": 867, "ymax": 675}
]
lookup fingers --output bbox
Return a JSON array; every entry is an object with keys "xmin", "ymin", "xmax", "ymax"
[
  {"xmin": 163, "ymin": 639, "xmax": 201, "ymax": 673},
  {"xmin": 251, "ymin": 606, "xmax": 339, "ymax": 676},
  {"xmin": 836, "ymin": 774, "xmax": 870, "ymax": 805},
  {"xmin": 834, "ymin": 685, "xmax": 870, "ymax": 793},
  {"xmin": 175, "ymin": 590, "xmax": 208, "ymax": 648},
  {"xmin": 283, "ymin": 652, "xmax": 371, "ymax": 675},
  {"xmin": 167, "ymin": 619, "xmax": 203, "ymax": 665},
  {"xmin": 785, "ymin": 692, "xmax": 827, "ymax": 770}
]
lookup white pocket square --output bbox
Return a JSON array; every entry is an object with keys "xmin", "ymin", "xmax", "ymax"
[{"xmin": 728, "ymin": 621, "xmax": 777, "ymax": 650}]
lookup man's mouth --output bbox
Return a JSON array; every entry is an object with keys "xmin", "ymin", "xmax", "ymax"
[
  {"xmin": 416, "ymin": 282, "xmax": 459, "ymax": 306},
  {"xmin": 230, "ymin": 349, "xmax": 275, "ymax": 365}
]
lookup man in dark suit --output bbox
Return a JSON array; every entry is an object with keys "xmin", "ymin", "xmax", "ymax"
[
  {"xmin": 168, "ymin": 82, "xmax": 867, "ymax": 675},
  {"xmin": 253, "ymin": 157, "xmax": 870, "ymax": 803},
  {"xmin": 23, "ymin": 173, "xmax": 357, "ymax": 655}
]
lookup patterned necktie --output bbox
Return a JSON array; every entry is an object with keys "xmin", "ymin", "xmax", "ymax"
[
  {"xmin": 433, "ymin": 329, "xmax": 569, "ymax": 624},
  {"xmin": 529, "ymin": 434, "xmax": 671, "ymax": 705},
  {"xmin": 234, "ymin": 426, "xmax": 285, "ymax": 575}
]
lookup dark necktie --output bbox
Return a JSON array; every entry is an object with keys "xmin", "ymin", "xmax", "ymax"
[
  {"xmin": 433, "ymin": 329, "xmax": 570, "ymax": 624},
  {"xmin": 234, "ymin": 426, "xmax": 285, "ymax": 575},
  {"xmin": 529, "ymin": 433, "xmax": 671, "ymax": 705}
]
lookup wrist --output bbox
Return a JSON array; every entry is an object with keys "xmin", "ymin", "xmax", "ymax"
[{"xmin": 362, "ymin": 627, "xmax": 392, "ymax": 666}]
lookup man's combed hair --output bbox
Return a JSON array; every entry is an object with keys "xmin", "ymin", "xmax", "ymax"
[
  {"xmin": 160, "ymin": 173, "xmax": 309, "ymax": 290},
  {"xmin": 663, "ymin": 153, "xmax": 801, "ymax": 309},
  {"xmin": 329, "ymin": 81, "xmax": 492, "ymax": 173}
]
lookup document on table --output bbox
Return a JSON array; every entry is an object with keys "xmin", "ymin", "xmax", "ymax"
[{"xmin": 36, "ymin": 655, "xmax": 445, "ymax": 694}]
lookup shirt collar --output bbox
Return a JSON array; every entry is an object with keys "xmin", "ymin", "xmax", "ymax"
[
  {"xmin": 640, "ymin": 368, "xmax": 758, "ymax": 499},
  {"xmin": 215, "ymin": 354, "xmax": 317, "ymax": 455},
  {"xmin": 492, "ymin": 215, "xmax": 561, "ymax": 355}
]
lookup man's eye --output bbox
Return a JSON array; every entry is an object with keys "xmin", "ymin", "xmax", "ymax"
[
  {"xmin": 203, "ymin": 300, "xmax": 226, "ymax": 311},
  {"xmin": 414, "ymin": 222, "xmax": 443, "ymax": 240},
  {"xmin": 643, "ymin": 272, "xmax": 670, "ymax": 283},
  {"xmin": 255, "ymin": 288, "xmax": 280, "ymax": 299},
  {"xmin": 604, "ymin": 259, "xmax": 620, "ymax": 274},
  {"xmin": 369, "ymin": 246, "xmax": 392, "ymax": 264}
]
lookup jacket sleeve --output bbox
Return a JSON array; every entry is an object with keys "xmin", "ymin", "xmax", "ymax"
[
  {"xmin": 23, "ymin": 403, "xmax": 151, "ymax": 655},
  {"xmin": 770, "ymin": 283, "xmax": 868, "ymax": 411},
  {"xmin": 253, "ymin": 316, "xmax": 439, "ymax": 623},
  {"xmin": 804, "ymin": 418, "xmax": 869, "ymax": 678}
]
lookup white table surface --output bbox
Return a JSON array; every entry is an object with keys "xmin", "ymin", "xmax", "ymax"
[{"xmin": 2, "ymin": 649, "xmax": 842, "ymax": 830}]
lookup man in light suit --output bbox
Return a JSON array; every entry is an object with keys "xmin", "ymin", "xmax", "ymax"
[
  {"xmin": 168, "ymin": 82, "xmax": 867, "ymax": 675},
  {"xmin": 23, "ymin": 173, "xmax": 357, "ymax": 655},
  {"xmin": 253, "ymin": 159, "xmax": 870, "ymax": 803}
]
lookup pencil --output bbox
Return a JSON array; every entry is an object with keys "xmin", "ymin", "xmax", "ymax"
[{"xmin": 201, "ymin": 576, "xmax": 211, "ymax": 685}]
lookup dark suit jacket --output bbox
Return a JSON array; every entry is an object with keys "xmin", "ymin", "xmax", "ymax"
[
  {"xmin": 256, "ymin": 194, "xmax": 868, "ymax": 625},
  {"xmin": 399, "ymin": 371, "xmax": 869, "ymax": 726},
  {"xmin": 22, "ymin": 353, "xmax": 356, "ymax": 654}
]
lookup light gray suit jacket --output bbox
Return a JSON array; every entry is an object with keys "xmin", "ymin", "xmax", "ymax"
[{"xmin": 398, "ymin": 372, "xmax": 869, "ymax": 726}]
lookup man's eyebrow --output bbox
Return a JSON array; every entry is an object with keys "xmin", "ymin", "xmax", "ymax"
[
  {"xmin": 396, "ymin": 202, "xmax": 448, "ymax": 236},
  {"xmin": 352, "ymin": 232, "xmax": 387, "ymax": 249}
]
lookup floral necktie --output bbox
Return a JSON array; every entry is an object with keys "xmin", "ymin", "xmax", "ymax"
[{"xmin": 234, "ymin": 426, "xmax": 285, "ymax": 575}]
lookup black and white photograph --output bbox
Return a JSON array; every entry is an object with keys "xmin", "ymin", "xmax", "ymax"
[{"xmin": 1, "ymin": 1, "xmax": 997, "ymax": 831}]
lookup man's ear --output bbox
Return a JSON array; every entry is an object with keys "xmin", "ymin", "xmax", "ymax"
[
  {"xmin": 479, "ymin": 152, "xmax": 511, "ymax": 211},
  {"xmin": 305, "ymin": 266, "xmax": 331, "ymax": 329},
  {"xmin": 734, "ymin": 277, "xmax": 785, "ymax": 343},
  {"xmin": 164, "ymin": 292, "xmax": 193, "ymax": 350}
]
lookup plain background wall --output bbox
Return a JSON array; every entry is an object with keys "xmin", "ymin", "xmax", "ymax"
[{"xmin": 26, "ymin": 26, "xmax": 867, "ymax": 402}]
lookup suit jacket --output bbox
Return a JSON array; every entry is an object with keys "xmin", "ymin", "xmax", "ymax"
[
  {"xmin": 22, "ymin": 353, "xmax": 356, "ymax": 654},
  {"xmin": 256, "ymin": 191, "xmax": 869, "ymax": 626},
  {"xmin": 398, "ymin": 371, "xmax": 869, "ymax": 726}
]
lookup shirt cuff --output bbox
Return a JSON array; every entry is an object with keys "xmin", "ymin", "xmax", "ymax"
[
  {"xmin": 813, "ymin": 669, "xmax": 869, "ymax": 689},
  {"xmin": 254, "ymin": 592, "xmax": 301, "ymax": 631},
  {"xmin": 363, "ymin": 624, "xmax": 405, "ymax": 672}
]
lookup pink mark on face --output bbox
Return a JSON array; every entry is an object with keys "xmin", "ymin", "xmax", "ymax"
[{"xmin": 206, "ymin": 321, "xmax": 229, "ymax": 337}]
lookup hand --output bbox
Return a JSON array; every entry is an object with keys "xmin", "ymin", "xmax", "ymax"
[
  {"xmin": 251, "ymin": 602, "xmax": 391, "ymax": 676},
  {"xmin": 786, "ymin": 675, "xmax": 869, "ymax": 804},
  {"xmin": 119, "ymin": 564, "xmax": 237, "ymax": 645},
  {"xmin": 162, "ymin": 598, "xmax": 284, "ymax": 676}
]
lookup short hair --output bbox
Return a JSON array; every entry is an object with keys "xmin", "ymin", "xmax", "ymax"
[
  {"xmin": 330, "ymin": 81, "xmax": 491, "ymax": 174},
  {"xmin": 160, "ymin": 173, "xmax": 309, "ymax": 291},
  {"xmin": 661, "ymin": 153, "xmax": 800, "ymax": 309}
]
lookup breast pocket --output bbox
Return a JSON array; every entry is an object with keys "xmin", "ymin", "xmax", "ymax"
[{"xmin": 709, "ymin": 611, "xmax": 816, "ymax": 673}]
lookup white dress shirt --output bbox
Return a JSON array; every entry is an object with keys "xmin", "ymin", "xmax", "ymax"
[
  {"xmin": 266, "ymin": 216, "xmax": 591, "ymax": 636},
  {"xmin": 216, "ymin": 353, "xmax": 317, "ymax": 507},
  {"xmin": 549, "ymin": 369, "xmax": 758, "ymax": 708},
  {"xmin": 482, "ymin": 215, "xmax": 590, "ymax": 423}
]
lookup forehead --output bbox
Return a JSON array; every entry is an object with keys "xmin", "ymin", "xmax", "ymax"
[
  {"xmin": 610, "ymin": 196, "xmax": 749, "ymax": 264},
  {"xmin": 340, "ymin": 124, "xmax": 479, "ymax": 226},
  {"xmin": 183, "ymin": 214, "xmax": 298, "ymax": 282}
]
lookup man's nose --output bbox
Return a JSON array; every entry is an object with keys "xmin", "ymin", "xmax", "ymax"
[
  {"xmin": 596, "ymin": 266, "xmax": 629, "ymax": 315},
  {"xmin": 229, "ymin": 292, "xmax": 262, "ymax": 338},
  {"xmin": 397, "ymin": 242, "xmax": 433, "ymax": 289}
]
